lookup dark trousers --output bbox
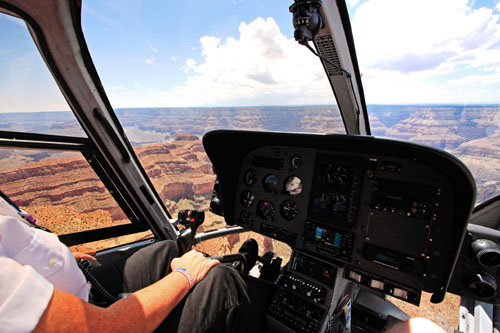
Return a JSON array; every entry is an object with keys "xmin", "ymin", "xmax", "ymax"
[{"xmin": 90, "ymin": 241, "xmax": 253, "ymax": 332}]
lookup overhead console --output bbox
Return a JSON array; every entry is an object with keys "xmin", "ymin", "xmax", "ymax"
[{"xmin": 203, "ymin": 130, "xmax": 476, "ymax": 306}]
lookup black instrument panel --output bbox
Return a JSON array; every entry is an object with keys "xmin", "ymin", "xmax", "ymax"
[{"xmin": 203, "ymin": 130, "xmax": 476, "ymax": 304}]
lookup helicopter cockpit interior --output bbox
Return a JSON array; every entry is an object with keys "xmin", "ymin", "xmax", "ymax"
[{"xmin": 1, "ymin": 0, "xmax": 500, "ymax": 332}]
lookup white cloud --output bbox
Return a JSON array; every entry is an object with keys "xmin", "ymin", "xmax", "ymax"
[
  {"xmin": 150, "ymin": 45, "xmax": 158, "ymax": 53},
  {"xmin": 183, "ymin": 58, "xmax": 197, "ymax": 73},
  {"xmin": 347, "ymin": 0, "xmax": 360, "ymax": 8},
  {"xmin": 145, "ymin": 57, "xmax": 156, "ymax": 64},
  {"xmin": 351, "ymin": 0, "xmax": 500, "ymax": 103},
  {"xmin": 353, "ymin": 0, "xmax": 500, "ymax": 73},
  {"xmin": 469, "ymin": 48, "xmax": 500, "ymax": 69},
  {"xmin": 167, "ymin": 17, "xmax": 331, "ymax": 106},
  {"xmin": 449, "ymin": 72, "xmax": 500, "ymax": 85}
]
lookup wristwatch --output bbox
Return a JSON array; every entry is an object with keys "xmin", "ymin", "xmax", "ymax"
[{"xmin": 174, "ymin": 267, "xmax": 195, "ymax": 288}]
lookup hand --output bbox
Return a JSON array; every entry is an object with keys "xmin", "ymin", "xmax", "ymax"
[
  {"xmin": 171, "ymin": 250, "xmax": 220, "ymax": 285},
  {"xmin": 72, "ymin": 251, "xmax": 96, "ymax": 261}
]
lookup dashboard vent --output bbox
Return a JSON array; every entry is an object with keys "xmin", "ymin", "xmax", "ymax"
[{"xmin": 314, "ymin": 35, "xmax": 343, "ymax": 76}]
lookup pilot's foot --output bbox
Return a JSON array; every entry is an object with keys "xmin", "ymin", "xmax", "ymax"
[{"xmin": 238, "ymin": 238, "xmax": 258, "ymax": 274}]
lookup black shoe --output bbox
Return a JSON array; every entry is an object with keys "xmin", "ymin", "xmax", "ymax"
[{"xmin": 238, "ymin": 238, "xmax": 258, "ymax": 274}]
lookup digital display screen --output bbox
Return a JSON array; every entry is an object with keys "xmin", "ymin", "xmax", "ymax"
[
  {"xmin": 292, "ymin": 252, "xmax": 337, "ymax": 285},
  {"xmin": 317, "ymin": 163, "xmax": 352, "ymax": 190},
  {"xmin": 363, "ymin": 243, "xmax": 422, "ymax": 274},
  {"xmin": 283, "ymin": 309, "xmax": 307, "ymax": 326},
  {"xmin": 374, "ymin": 253, "xmax": 401, "ymax": 268},
  {"xmin": 315, "ymin": 226, "xmax": 343, "ymax": 248},
  {"xmin": 313, "ymin": 192, "xmax": 348, "ymax": 214},
  {"xmin": 373, "ymin": 179, "xmax": 435, "ymax": 221},
  {"xmin": 252, "ymin": 155, "xmax": 283, "ymax": 170},
  {"xmin": 309, "ymin": 156, "xmax": 358, "ymax": 226}
]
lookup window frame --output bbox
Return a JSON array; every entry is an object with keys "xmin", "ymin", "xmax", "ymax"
[{"xmin": 0, "ymin": 1, "xmax": 175, "ymax": 245}]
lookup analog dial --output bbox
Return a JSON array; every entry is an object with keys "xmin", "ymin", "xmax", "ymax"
[
  {"xmin": 281, "ymin": 200, "xmax": 299, "ymax": 220},
  {"xmin": 324, "ymin": 164, "xmax": 349, "ymax": 186},
  {"xmin": 290, "ymin": 155, "xmax": 303, "ymax": 169},
  {"xmin": 285, "ymin": 176, "xmax": 303, "ymax": 196},
  {"xmin": 239, "ymin": 211, "xmax": 251, "ymax": 224},
  {"xmin": 244, "ymin": 169, "xmax": 258, "ymax": 186},
  {"xmin": 263, "ymin": 174, "xmax": 279, "ymax": 192},
  {"xmin": 240, "ymin": 190, "xmax": 255, "ymax": 208},
  {"xmin": 257, "ymin": 200, "xmax": 275, "ymax": 221}
]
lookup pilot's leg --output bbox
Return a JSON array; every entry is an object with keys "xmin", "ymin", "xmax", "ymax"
[
  {"xmin": 156, "ymin": 264, "xmax": 251, "ymax": 333},
  {"xmin": 120, "ymin": 241, "xmax": 252, "ymax": 332},
  {"xmin": 91, "ymin": 240, "xmax": 252, "ymax": 332},
  {"xmin": 89, "ymin": 240, "xmax": 179, "ymax": 297}
]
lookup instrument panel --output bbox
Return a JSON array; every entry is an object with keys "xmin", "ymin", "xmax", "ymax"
[{"xmin": 203, "ymin": 130, "xmax": 476, "ymax": 305}]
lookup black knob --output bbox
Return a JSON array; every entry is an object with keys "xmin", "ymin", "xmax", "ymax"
[
  {"xmin": 471, "ymin": 239, "xmax": 500, "ymax": 267},
  {"xmin": 465, "ymin": 272, "xmax": 497, "ymax": 300}
]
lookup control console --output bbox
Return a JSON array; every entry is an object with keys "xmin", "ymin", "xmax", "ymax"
[
  {"xmin": 267, "ymin": 251, "xmax": 339, "ymax": 333},
  {"xmin": 203, "ymin": 130, "xmax": 476, "ymax": 330}
]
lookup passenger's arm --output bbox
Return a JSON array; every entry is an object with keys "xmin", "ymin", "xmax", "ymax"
[
  {"xmin": 384, "ymin": 317, "xmax": 446, "ymax": 333},
  {"xmin": 34, "ymin": 250, "xmax": 219, "ymax": 333},
  {"xmin": 72, "ymin": 251, "xmax": 96, "ymax": 261}
]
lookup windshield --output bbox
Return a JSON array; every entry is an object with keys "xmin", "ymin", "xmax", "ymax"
[
  {"xmin": 1, "ymin": 1, "xmax": 498, "ymax": 329},
  {"xmin": 80, "ymin": 2, "xmax": 499, "ymax": 329}
]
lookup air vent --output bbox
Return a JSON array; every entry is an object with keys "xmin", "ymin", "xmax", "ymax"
[{"xmin": 314, "ymin": 35, "xmax": 343, "ymax": 76}]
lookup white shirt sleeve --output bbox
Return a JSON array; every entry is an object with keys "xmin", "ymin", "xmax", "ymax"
[
  {"xmin": 0, "ymin": 198, "xmax": 91, "ymax": 331},
  {"xmin": 0, "ymin": 257, "xmax": 54, "ymax": 333},
  {"xmin": 0, "ymin": 201, "xmax": 90, "ymax": 301}
]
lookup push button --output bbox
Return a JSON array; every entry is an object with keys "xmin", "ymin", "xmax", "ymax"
[{"xmin": 48, "ymin": 257, "xmax": 59, "ymax": 267}]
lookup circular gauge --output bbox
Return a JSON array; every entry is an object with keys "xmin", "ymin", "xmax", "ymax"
[
  {"xmin": 257, "ymin": 200, "xmax": 275, "ymax": 221},
  {"xmin": 281, "ymin": 200, "xmax": 299, "ymax": 220},
  {"xmin": 244, "ymin": 169, "xmax": 258, "ymax": 186},
  {"xmin": 285, "ymin": 176, "xmax": 303, "ymax": 196},
  {"xmin": 240, "ymin": 190, "xmax": 255, "ymax": 208},
  {"xmin": 239, "ymin": 211, "xmax": 251, "ymax": 224},
  {"xmin": 290, "ymin": 155, "xmax": 303, "ymax": 169},
  {"xmin": 263, "ymin": 174, "xmax": 279, "ymax": 192},
  {"xmin": 325, "ymin": 165, "xmax": 349, "ymax": 186}
]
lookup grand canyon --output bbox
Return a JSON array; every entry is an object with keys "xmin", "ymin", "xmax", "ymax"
[{"xmin": 1, "ymin": 104, "xmax": 499, "ymax": 330}]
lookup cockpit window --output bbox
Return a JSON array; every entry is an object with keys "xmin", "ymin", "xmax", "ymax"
[
  {"xmin": 0, "ymin": 14, "xmax": 86, "ymax": 137},
  {"xmin": 0, "ymin": 12, "xmax": 149, "ymax": 252},
  {"xmin": 0, "ymin": 147, "xmax": 152, "ymax": 252}
]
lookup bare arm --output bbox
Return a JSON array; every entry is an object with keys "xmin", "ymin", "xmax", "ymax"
[
  {"xmin": 34, "ymin": 250, "xmax": 219, "ymax": 333},
  {"xmin": 385, "ymin": 317, "xmax": 446, "ymax": 333},
  {"xmin": 72, "ymin": 251, "xmax": 96, "ymax": 261}
]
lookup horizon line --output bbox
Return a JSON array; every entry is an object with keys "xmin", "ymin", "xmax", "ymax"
[{"xmin": 1, "ymin": 103, "xmax": 500, "ymax": 114}]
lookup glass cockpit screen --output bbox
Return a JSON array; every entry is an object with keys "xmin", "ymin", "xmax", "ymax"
[{"xmin": 309, "ymin": 155, "xmax": 363, "ymax": 227}]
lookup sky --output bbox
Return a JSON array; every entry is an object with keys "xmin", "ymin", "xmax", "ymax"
[{"xmin": 0, "ymin": 0, "xmax": 500, "ymax": 112}]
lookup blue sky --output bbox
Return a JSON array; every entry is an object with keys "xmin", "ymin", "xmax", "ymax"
[{"xmin": 1, "ymin": 0, "xmax": 500, "ymax": 112}]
